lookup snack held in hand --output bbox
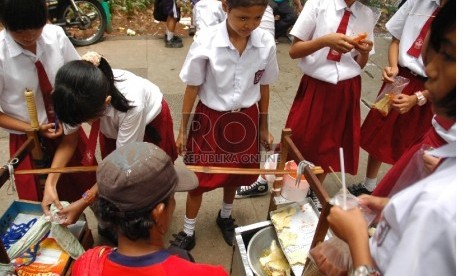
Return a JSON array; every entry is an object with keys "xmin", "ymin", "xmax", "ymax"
[
  {"xmin": 372, "ymin": 92, "xmax": 396, "ymax": 117},
  {"xmin": 353, "ymin": 32, "xmax": 368, "ymax": 43}
]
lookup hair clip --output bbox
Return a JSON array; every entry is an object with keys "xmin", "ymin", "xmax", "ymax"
[{"xmin": 81, "ymin": 51, "xmax": 102, "ymax": 67}]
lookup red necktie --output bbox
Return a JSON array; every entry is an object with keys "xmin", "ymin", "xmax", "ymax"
[
  {"xmin": 407, "ymin": 7, "xmax": 440, "ymax": 58},
  {"xmin": 327, "ymin": 9, "xmax": 351, "ymax": 62},
  {"xmin": 82, "ymin": 119, "xmax": 100, "ymax": 166},
  {"xmin": 34, "ymin": 60, "xmax": 54, "ymax": 123}
]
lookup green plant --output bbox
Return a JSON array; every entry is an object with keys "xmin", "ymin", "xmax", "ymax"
[{"xmin": 110, "ymin": 0, "xmax": 154, "ymax": 15}]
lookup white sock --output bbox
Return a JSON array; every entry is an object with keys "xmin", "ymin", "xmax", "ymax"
[
  {"xmin": 183, "ymin": 216, "xmax": 196, "ymax": 236},
  {"xmin": 364, "ymin": 177, "xmax": 377, "ymax": 191},
  {"xmin": 166, "ymin": 31, "xmax": 174, "ymax": 41},
  {"xmin": 257, "ymin": 175, "xmax": 267, "ymax": 184},
  {"xmin": 220, "ymin": 202, "xmax": 233, "ymax": 218}
]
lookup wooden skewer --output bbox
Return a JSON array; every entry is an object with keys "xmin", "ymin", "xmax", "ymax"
[
  {"xmin": 328, "ymin": 166, "xmax": 343, "ymax": 186},
  {"xmin": 15, "ymin": 165, "xmax": 324, "ymax": 175}
]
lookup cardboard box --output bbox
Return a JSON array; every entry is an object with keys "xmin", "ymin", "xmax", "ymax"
[{"xmin": 0, "ymin": 200, "xmax": 90, "ymax": 276}]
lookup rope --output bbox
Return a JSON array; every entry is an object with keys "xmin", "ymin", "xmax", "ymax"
[{"xmin": 3, "ymin": 158, "xmax": 19, "ymax": 195}]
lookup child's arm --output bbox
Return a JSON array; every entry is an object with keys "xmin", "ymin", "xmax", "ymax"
[
  {"xmin": 289, "ymin": 33, "xmax": 354, "ymax": 59},
  {"xmin": 176, "ymin": 85, "xmax": 200, "ymax": 155},
  {"xmin": 258, "ymin": 85, "xmax": 273, "ymax": 151},
  {"xmin": 0, "ymin": 111, "xmax": 61, "ymax": 139},
  {"xmin": 383, "ymin": 37, "xmax": 400, "ymax": 83},
  {"xmin": 350, "ymin": 38, "xmax": 374, "ymax": 69},
  {"xmin": 41, "ymin": 131, "xmax": 79, "ymax": 216}
]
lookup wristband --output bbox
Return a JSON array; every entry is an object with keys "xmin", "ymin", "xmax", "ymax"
[
  {"xmin": 415, "ymin": 91, "xmax": 427, "ymax": 106},
  {"xmin": 82, "ymin": 189, "xmax": 96, "ymax": 205},
  {"xmin": 351, "ymin": 265, "xmax": 380, "ymax": 276}
]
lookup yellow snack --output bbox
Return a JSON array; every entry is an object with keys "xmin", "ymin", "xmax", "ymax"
[
  {"xmin": 271, "ymin": 207, "xmax": 296, "ymax": 231},
  {"xmin": 372, "ymin": 93, "xmax": 395, "ymax": 117},
  {"xmin": 259, "ymin": 240, "xmax": 291, "ymax": 276}
]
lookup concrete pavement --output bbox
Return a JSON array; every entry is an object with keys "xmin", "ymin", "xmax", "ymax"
[{"xmin": 0, "ymin": 33, "xmax": 393, "ymax": 272}]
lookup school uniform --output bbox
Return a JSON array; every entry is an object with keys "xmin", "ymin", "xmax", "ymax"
[
  {"xmin": 0, "ymin": 24, "xmax": 95, "ymax": 201},
  {"xmin": 372, "ymin": 116, "xmax": 455, "ymax": 197},
  {"xmin": 370, "ymin": 142, "xmax": 456, "ymax": 275},
  {"xmin": 361, "ymin": 0, "xmax": 438, "ymax": 164},
  {"xmin": 65, "ymin": 70, "xmax": 177, "ymax": 162},
  {"xmin": 180, "ymin": 20, "xmax": 279, "ymax": 195},
  {"xmin": 286, "ymin": 0, "xmax": 377, "ymax": 174},
  {"xmin": 193, "ymin": 0, "xmax": 226, "ymax": 32}
]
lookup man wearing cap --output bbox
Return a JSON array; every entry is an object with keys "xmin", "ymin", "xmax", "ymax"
[{"xmin": 72, "ymin": 142, "xmax": 227, "ymax": 275}]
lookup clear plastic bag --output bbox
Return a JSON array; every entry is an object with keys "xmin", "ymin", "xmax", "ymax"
[
  {"xmin": 309, "ymin": 236, "xmax": 351, "ymax": 276},
  {"xmin": 372, "ymin": 76, "xmax": 410, "ymax": 116}
]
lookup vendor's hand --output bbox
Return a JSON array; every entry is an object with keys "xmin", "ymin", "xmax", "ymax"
[
  {"xmin": 324, "ymin": 33, "xmax": 354, "ymax": 55},
  {"xmin": 392, "ymin": 94, "xmax": 417, "ymax": 114},
  {"xmin": 328, "ymin": 206, "xmax": 368, "ymax": 245},
  {"xmin": 57, "ymin": 199, "xmax": 88, "ymax": 225},
  {"xmin": 39, "ymin": 121, "xmax": 63, "ymax": 139},
  {"xmin": 176, "ymin": 130, "xmax": 187, "ymax": 156},
  {"xmin": 382, "ymin": 66, "xmax": 399, "ymax": 83},
  {"xmin": 259, "ymin": 128, "xmax": 274, "ymax": 151},
  {"xmin": 41, "ymin": 183, "xmax": 63, "ymax": 217},
  {"xmin": 423, "ymin": 152, "xmax": 440, "ymax": 173}
]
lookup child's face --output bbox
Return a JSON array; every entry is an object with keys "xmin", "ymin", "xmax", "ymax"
[
  {"xmin": 226, "ymin": 5, "xmax": 266, "ymax": 38},
  {"xmin": 424, "ymin": 28, "xmax": 456, "ymax": 114},
  {"xmin": 8, "ymin": 28, "xmax": 43, "ymax": 50}
]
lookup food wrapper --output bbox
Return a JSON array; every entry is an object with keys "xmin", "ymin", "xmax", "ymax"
[
  {"xmin": 309, "ymin": 236, "xmax": 351, "ymax": 276},
  {"xmin": 372, "ymin": 76, "xmax": 410, "ymax": 116}
]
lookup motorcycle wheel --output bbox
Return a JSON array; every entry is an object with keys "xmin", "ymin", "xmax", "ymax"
[{"xmin": 61, "ymin": 0, "xmax": 107, "ymax": 46}]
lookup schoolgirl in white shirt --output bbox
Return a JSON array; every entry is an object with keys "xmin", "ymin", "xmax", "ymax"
[
  {"xmin": 286, "ymin": 0, "xmax": 377, "ymax": 183},
  {"xmin": 171, "ymin": 0, "xmax": 278, "ymax": 249},
  {"xmin": 0, "ymin": 0, "xmax": 96, "ymax": 202},
  {"xmin": 41, "ymin": 52, "xmax": 177, "ymax": 226},
  {"xmin": 358, "ymin": 0, "xmax": 445, "ymax": 195}
]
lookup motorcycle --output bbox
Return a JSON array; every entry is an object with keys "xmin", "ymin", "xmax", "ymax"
[{"xmin": 47, "ymin": 0, "xmax": 110, "ymax": 46}]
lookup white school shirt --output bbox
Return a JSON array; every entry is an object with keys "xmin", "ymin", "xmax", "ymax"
[
  {"xmin": 386, "ymin": 0, "xmax": 439, "ymax": 77},
  {"xmin": 259, "ymin": 5, "xmax": 275, "ymax": 38},
  {"xmin": 180, "ymin": 20, "xmax": 279, "ymax": 112},
  {"xmin": 0, "ymin": 24, "xmax": 80, "ymax": 134},
  {"xmin": 65, "ymin": 70, "xmax": 163, "ymax": 148},
  {"xmin": 193, "ymin": 0, "xmax": 226, "ymax": 31},
  {"xmin": 432, "ymin": 115, "xmax": 456, "ymax": 144},
  {"xmin": 370, "ymin": 142, "xmax": 456, "ymax": 275},
  {"xmin": 290, "ymin": 0, "xmax": 377, "ymax": 84}
]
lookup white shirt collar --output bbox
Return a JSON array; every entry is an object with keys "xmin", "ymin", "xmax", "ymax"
[{"xmin": 213, "ymin": 20, "xmax": 266, "ymax": 49}]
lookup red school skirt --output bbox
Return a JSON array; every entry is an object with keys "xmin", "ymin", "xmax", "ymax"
[
  {"xmin": 99, "ymin": 99, "xmax": 177, "ymax": 162},
  {"xmin": 184, "ymin": 101, "xmax": 260, "ymax": 196},
  {"xmin": 360, "ymin": 66, "xmax": 434, "ymax": 164},
  {"xmin": 10, "ymin": 127, "xmax": 96, "ymax": 202},
  {"xmin": 285, "ymin": 75, "xmax": 361, "ymax": 175}
]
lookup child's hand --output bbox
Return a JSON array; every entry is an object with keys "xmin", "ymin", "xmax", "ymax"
[
  {"xmin": 327, "ymin": 206, "xmax": 368, "ymax": 244},
  {"xmin": 57, "ymin": 199, "xmax": 88, "ymax": 225},
  {"xmin": 39, "ymin": 121, "xmax": 63, "ymax": 139},
  {"xmin": 324, "ymin": 33, "xmax": 355, "ymax": 54},
  {"xmin": 259, "ymin": 129, "xmax": 274, "ymax": 151},
  {"xmin": 176, "ymin": 130, "xmax": 187, "ymax": 156},
  {"xmin": 350, "ymin": 38, "xmax": 373, "ymax": 55},
  {"xmin": 382, "ymin": 66, "xmax": 399, "ymax": 83},
  {"xmin": 392, "ymin": 94, "xmax": 417, "ymax": 114},
  {"xmin": 423, "ymin": 152, "xmax": 440, "ymax": 173},
  {"xmin": 41, "ymin": 183, "xmax": 62, "ymax": 217}
]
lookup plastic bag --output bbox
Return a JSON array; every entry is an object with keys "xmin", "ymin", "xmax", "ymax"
[
  {"xmin": 372, "ymin": 76, "xmax": 410, "ymax": 116},
  {"xmin": 309, "ymin": 236, "xmax": 351, "ymax": 276},
  {"xmin": 388, "ymin": 144, "xmax": 434, "ymax": 197}
]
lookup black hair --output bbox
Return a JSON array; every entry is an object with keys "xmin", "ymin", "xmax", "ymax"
[
  {"xmin": 226, "ymin": 0, "xmax": 267, "ymax": 9},
  {"xmin": 53, "ymin": 57, "xmax": 134, "ymax": 126},
  {"xmin": 0, "ymin": 0, "xmax": 47, "ymax": 31},
  {"xmin": 97, "ymin": 196, "xmax": 171, "ymax": 241},
  {"xmin": 429, "ymin": 0, "xmax": 456, "ymax": 119}
]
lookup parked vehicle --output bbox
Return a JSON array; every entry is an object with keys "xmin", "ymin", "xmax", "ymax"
[{"xmin": 47, "ymin": 0, "xmax": 109, "ymax": 46}]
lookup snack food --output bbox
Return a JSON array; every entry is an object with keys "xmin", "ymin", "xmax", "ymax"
[
  {"xmin": 259, "ymin": 240, "xmax": 291, "ymax": 276},
  {"xmin": 372, "ymin": 92, "xmax": 395, "ymax": 117},
  {"xmin": 353, "ymin": 32, "xmax": 368, "ymax": 43},
  {"xmin": 271, "ymin": 207, "xmax": 296, "ymax": 231},
  {"xmin": 278, "ymin": 229, "xmax": 298, "ymax": 248}
]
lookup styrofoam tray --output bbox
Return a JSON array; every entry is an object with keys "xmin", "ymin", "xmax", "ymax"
[{"xmin": 270, "ymin": 199, "xmax": 320, "ymax": 276}]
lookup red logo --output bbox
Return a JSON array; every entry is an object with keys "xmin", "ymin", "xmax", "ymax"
[{"xmin": 254, "ymin": 70, "xmax": 265, "ymax": 84}]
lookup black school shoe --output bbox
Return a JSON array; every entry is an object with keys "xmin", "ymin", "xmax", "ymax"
[
  {"xmin": 169, "ymin": 231, "xmax": 196, "ymax": 251},
  {"xmin": 348, "ymin": 183, "xmax": 373, "ymax": 197},
  {"xmin": 216, "ymin": 211, "xmax": 237, "ymax": 246}
]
